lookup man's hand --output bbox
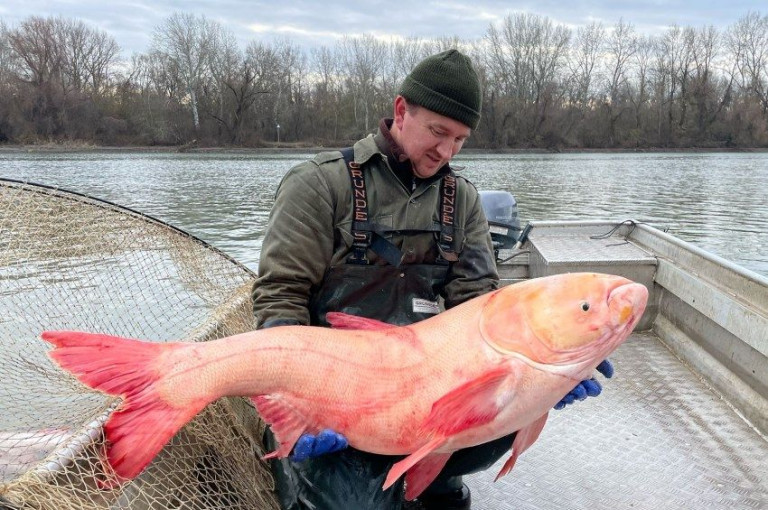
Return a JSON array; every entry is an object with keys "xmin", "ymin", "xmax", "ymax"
[
  {"xmin": 289, "ymin": 429, "xmax": 348, "ymax": 462},
  {"xmin": 554, "ymin": 359, "xmax": 614, "ymax": 410}
]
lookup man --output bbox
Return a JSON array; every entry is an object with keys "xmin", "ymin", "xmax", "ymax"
[{"xmin": 253, "ymin": 49, "xmax": 610, "ymax": 510}]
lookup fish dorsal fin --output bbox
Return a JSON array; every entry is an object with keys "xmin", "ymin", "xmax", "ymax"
[{"xmin": 326, "ymin": 312, "xmax": 396, "ymax": 330}]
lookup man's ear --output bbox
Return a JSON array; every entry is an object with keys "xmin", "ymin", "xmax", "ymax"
[{"xmin": 393, "ymin": 95, "xmax": 407, "ymax": 129}]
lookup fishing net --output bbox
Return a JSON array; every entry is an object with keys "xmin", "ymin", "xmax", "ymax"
[{"xmin": 0, "ymin": 179, "xmax": 280, "ymax": 509}]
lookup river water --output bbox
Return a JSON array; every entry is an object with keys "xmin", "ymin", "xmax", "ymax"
[{"xmin": 1, "ymin": 150, "xmax": 766, "ymax": 277}]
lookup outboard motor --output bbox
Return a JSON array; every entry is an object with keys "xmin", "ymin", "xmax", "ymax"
[{"xmin": 478, "ymin": 190, "xmax": 521, "ymax": 260}]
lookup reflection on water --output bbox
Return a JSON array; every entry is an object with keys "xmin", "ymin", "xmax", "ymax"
[
  {"xmin": 1, "ymin": 150, "xmax": 766, "ymax": 277},
  {"xmin": 461, "ymin": 152, "xmax": 768, "ymax": 277}
]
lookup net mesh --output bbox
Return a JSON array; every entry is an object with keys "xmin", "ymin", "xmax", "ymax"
[{"xmin": 0, "ymin": 180, "xmax": 280, "ymax": 509}]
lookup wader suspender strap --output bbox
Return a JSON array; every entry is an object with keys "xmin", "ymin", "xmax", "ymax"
[
  {"xmin": 341, "ymin": 147, "xmax": 371, "ymax": 265},
  {"xmin": 438, "ymin": 173, "xmax": 459, "ymax": 262},
  {"xmin": 340, "ymin": 148, "xmax": 459, "ymax": 266},
  {"xmin": 341, "ymin": 148, "xmax": 403, "ymax": 267}
]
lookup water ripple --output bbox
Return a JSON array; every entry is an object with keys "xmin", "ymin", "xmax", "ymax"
[{"xmin": 2, "ymin": 151, "xmax": 766, "ymax": 277}]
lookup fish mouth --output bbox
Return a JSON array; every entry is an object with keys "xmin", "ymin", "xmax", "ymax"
[{"xmin": 607, "ymin": 281, "xmax": 648, "ymax": 331}]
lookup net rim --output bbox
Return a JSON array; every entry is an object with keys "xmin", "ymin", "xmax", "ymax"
[{"xmin": 0, "ymin": 178, "xmax": 257, "ymax": 278}]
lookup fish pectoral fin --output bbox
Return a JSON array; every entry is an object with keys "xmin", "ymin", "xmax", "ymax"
[
  {"xmin": 251, "ymin": 395, "xmax": 309, "ymax": 459},
  {"xmin": 422, "ymin": 367, "xmax": 514, "ymax": 436},
  {"xmin": 383, "ymin": 436, "xmax": 447, "ymax": 493},
  {"xmin": 495, "ymin": 412, "xmax": 549, "ymax": 481},
  {"xmin": 403, "ymin": 452, "xmax": 452, "ymax": 500},
  {"xmin": 325, "ymin": 312, "xmax": 396, "ymax": 330}
]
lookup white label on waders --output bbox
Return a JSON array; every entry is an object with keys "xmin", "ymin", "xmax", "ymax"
[{"xmin": 412, "ymin": 298, "xmax": 440, "ymax": 315}]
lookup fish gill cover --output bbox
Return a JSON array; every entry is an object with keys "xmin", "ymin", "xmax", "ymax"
[{"xmin": 0, "ymin": 179, "xmax": 280, "ymax": 509}]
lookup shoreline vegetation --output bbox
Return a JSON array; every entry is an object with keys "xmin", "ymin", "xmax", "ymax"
[
  {"xmin": 2, "ymin": 12, "xmax": 768, "ymax": 152},
  {"xmin": 2, "ymin": 142, "xmax": 768, "ymax": 155}
]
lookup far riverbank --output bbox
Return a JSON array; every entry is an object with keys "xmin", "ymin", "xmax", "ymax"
[{"xmin": 2, "ymin": 143, "xmax": 768, "ymax": 155}]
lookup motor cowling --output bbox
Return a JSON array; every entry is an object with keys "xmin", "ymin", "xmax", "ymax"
[{"xmin": 478, "ymin": 191, "xmax": 521, "ymax": 255}]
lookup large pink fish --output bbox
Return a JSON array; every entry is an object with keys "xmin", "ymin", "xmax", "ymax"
[{"xmin": 43, "ymin": 272, "xmax": 647, "ymax": 499}]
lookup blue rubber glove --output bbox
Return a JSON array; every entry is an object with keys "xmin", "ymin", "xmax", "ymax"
[
  {"xmin": 554, "ymin": 359, "xmax": 614, "ymax": 410},
  {"xmin": 289, "ymin": 429, "xmax": 349, "ymax": 462}
]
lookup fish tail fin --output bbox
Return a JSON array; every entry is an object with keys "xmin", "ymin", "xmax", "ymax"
[{"xmin": 42, "ymin": 331, "xmax": 206, "ymax": 484}]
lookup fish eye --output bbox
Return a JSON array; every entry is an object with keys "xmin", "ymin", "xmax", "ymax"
[{"xmin": 581, "ymin": 302, "xmax": 590, "ymax": 312}]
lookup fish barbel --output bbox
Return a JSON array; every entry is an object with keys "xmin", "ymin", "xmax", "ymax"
[{"xmin": 42, "ymin": 272, "xmax": 648, "ymax": 499}]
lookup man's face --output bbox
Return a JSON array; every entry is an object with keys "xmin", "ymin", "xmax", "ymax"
[{"xmin": 394, "ymin": 96, "xmax": 471, "ymax": 179}]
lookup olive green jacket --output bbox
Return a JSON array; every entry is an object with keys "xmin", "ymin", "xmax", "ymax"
[{"xmin": 252, "ymin": 129, "xmax": 499, "ymax": 327}]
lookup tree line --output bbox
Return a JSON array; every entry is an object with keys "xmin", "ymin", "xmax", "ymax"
[{"xmin": 1, "ymin": 11, "xmax": 768, "ymax": 149}]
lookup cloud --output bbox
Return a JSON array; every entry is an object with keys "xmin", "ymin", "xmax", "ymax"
[
  {"xmin": 247, "ymin": 22, "xmax": 343, "ymax": 40},
  {"xmin": 0, "ymin": 0, "xmax": 763, "ymax": 56},
  {"xmin": 431, "ymin": 0, "xmax": 507, "ymax": 24}
]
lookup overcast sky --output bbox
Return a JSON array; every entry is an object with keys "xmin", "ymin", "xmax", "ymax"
[{"xmin": 0, "ymin": 1, "xmax": 765, "ymax": 56}]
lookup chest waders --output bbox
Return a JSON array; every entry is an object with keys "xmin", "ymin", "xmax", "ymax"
[
  {"xmin": 268, "ymin": 149, "xmax": 515, "ymax": 510},
  {"xmin": 308, "ymin": 148, "xmax": 459, "ymax": 328}
]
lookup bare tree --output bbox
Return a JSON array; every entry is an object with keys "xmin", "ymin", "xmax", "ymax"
[
  {"xmin": 627, "ymin": 34, "xmax": 655, "ymax": 142},
  {"xmin": 0, "ymin": 20, "xmax": 15, "ymax": 141},
  {"xmin": 8, "ymin": 16, "xmax": 65, "ymax": 87},
  {"xmin": 391, "ymin": 37, "xmax": 427, "ymax": 82},
  {"xmin": 727, "ymin": 12, "xmax": 768, "ymax": 113},
  {"xmin": 605, "ymin": 19, "xmax": 637, "ymax": 104},
  {"xmin": 563, "ymin": 21, "xmax": 604, "ymax": 144},
  {"xmin": 125, "ymin": 49, "xmax": 191, "ymax": 143},
  {"xmin": 271, "ymin": 38, "xmax": 308, "ymax": 142},
  {"xmin": 423, "ymin": 36, "xmax": 464, "ymax": 55},
  {"xmin": 485, "ymin": 13, "xmax": 571, "ymax": 144},
  {"xmin": 311, "ymin": 45, "xmax": 343, "ymax": 141},
  {"xmin": 603, "ymin": 19, "xmax": 638, "ymax": 144},
  {"xmin": 54, "ymin": 19, "xmax": 120, "ymax": 98},
  {"xmin": 245, "ymin": 41, "xmax": 282, "ymax": 140},
  {"xmin": 61, "ymin": 19, "xmax": 89, "ymax": 94},
  {"xmin": 0, "ymin": 20, "xmax": 15, "ymax": 83},
  {"xmin": 381, "ymin": 37, "xmax": 425, "ymax": 107},
  {"xmin": 83, "ymin": 28, "xmax": 120, "ymax": 97},
  {"xmin": 3, "ymin": 11, "xmax": 768, "ymax": 148},
  {"xmin": 340, "ymin": 34, "xmax": 387, "ymax": 136},
  {"xmin": 151, "ymin": 12, "xmax": 223, "ymax": 135},
  {"xmin": 653, "ymin": 25, "xmax": 686, "ymax": 144},
  {"xmin": 7, "ymin": 16, "xmax": 69, "ymax": 137},
  {"xmin": 687, "ymin": 25, "xmax": 730, "ymax": 138},
  {"xmin": 568, "ymin": 21, "xmax": 605, "ymax": 106},
  {"xmin": 203, "ymin": 26, "xmax": 242, "ymax": 141}
]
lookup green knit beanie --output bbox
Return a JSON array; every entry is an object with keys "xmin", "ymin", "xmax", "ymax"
[{"xmin": 399, "ymin": 49, "xmax": 482, "ymax": 130}]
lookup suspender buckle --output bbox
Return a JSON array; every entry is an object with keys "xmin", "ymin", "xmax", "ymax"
[{"xmin": 347, "ymin": 231, "xmax": 371, "ymax": 264}]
